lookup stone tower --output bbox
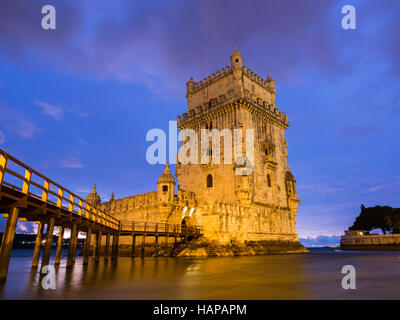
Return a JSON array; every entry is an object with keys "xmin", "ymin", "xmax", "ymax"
[{"xmin": 176, "ymin": 48, "xmax": 303, "ymax": 246}]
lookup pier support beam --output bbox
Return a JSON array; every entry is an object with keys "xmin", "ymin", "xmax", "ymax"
[
  {"xmin": 66, "ymin": 224, "xmax": 78, "ymax": 268},
  {"xmin": 32, "ymin": 222, "xmax": 44, "ymax": 268},
  {"xmin": 104, "ymin": 233, "xmax": 110, "ymax": 260},
  {"xmin": 83, "ymin": 226, "xmax": 92, "ymax": 265},
  {"xmin": 111, "ymin": 234, "xmax": 119, "ymax": 260},
  {"xmin": 55, "ymin": 226, "xmax": 64, "ymax": 266},
  {"xmin": 164, "ymin": 225, "xmax": 169, "ymax": 255},
  {"xmin": 131, "ymin": 221, "xmax": 135, "ymax": 258},
  {"xmin": 154, "ymin": 223, "xmax": 158, "ymax": 256},
  {"xmin": 95, "ymin": 231, "xmax": 102, "ymax": 262},
  {"xmin": 41, "ymin": 217, "xmax": 55, "ymax": 270},
  {"xmin": 141, "ymin": 223, "xmax": 147, "ymax": 259},
  {"xmin": 0, "ymin": 207, "xmax": 19, "ymax": 282},
  {"xmin": 154, "ymin": 236, "xmax": 158, "ymax": 256}
]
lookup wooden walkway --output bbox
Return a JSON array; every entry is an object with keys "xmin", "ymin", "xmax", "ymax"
[{"xmin": 0, "ymin": 149, "xmax": 203, "ymax": 282}]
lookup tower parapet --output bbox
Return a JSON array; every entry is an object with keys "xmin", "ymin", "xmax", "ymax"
[{"xmin": 179, "ymin": 48, "xmax": 287, "ymax": 130}]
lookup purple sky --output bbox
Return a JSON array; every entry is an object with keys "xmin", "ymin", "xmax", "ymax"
[{"xmin": 0, "ymin": 0, "xmax": 399, "ymax": 245}]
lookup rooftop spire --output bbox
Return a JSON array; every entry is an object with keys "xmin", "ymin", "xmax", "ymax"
[{"xmin": 230, "ymin": 47, "xmax": 242, "ymax": 69}]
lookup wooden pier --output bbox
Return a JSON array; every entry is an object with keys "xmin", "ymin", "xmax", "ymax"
[
  {"xmin": 120, "ymin": 222, "xmax": 203, "ymax": 257},
  {"xmin": 0, "ymin": 149, "xmax": 203, "ymax": 282}
]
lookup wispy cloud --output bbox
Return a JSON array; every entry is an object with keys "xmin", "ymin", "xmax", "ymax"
[
  {"xmin": 59, "ymin": 158, "xmax": 83, "ymax": 168},
  {"xmin": 69, "ymin": 105, "xmax": 88, "ymax": 118},
  {"xmin": 340, "ymin": 125, "xmax": 380, "ymax": 139},
  {"xmin": 0, "ymin": 130, "xmax": 4, "ymax": 144},
  {"xmin": 0, "ymin": 105, "xmax": 40, "ymax": 139},
  {"xmin": 369, "ymin": 185, "xmax": 384, "ymax": 192},
  {"xmin": 76, "ymin": 187, "xmax": 91, "ymax": 193},
  {"xmin": 34, "ymin": 99, "xmax": 63, "ymax": 120}
]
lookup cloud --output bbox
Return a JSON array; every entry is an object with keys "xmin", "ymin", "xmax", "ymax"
[
  {"xmin": 59, "ymin": 158, "xmax": 83, "ymax": 168},
  {"xmin": 299, "ymin": 234, "xmax": 341, "ymax": 247},
  {"xmin": 69, "ymin": 105, "xmax": 88, "ymax": 118},
  {"xmin": 0, "ymin": 0, "xmax": 398, "ymax": 99},
  {"xmin": 0, "ymin": 130, "xmax": 4, "ymax": 144},
  {"xmin": 0, "ymin": 105, "xmax": 40, "ymax": 138},
  {"xmin": 76, "ymin": 187, "xmax": 91, "ymax": 193},
  {"xmin": 369, "ymin": 185, "xmax": 383, "ymax": 192},
  {"xmin": 17, "ymin": 222, "xmax": 36, "ymax": 234},
  {"xmin": 4, "ymin": 0, "xmax": 399, "ymax": 97},
  {"xmin": 340, "ymin": 125, "xmax": 379, "ymax": 139},
  {"xmin": 34, "ymin": 99, "xmax": 63, "ymax": 120}
]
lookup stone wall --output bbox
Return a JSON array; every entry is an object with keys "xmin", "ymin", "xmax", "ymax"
[{"xmin": 341, "ymin": 234, "xmax": 400, "ymax": 250}]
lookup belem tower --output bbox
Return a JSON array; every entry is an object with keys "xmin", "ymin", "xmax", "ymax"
[{"xmin": 86, "ymin": 48, "xmax": 307, "ymax": 255}]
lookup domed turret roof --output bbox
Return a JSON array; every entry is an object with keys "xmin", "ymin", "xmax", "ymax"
[
  {"xmin": 230, "ymin": 46, "xmax": 242, "ymax": 59},
  {"xmin": 285, "ymin": 171, "xmax": 296, "ymax": 181},
  {"xmin": 157, "ymin": 162, "xmax": 176, "ymax": 185},
  {"xmin": 86, "ymin": 184, "xmax": 101, "ymax": 206}
]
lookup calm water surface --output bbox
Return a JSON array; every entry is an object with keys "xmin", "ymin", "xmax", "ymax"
[{"xmin": 1, "ymin": 249, "xmax": 399, "ymax": 299}]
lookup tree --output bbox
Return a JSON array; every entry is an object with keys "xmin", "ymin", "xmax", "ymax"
[{"xmin": 349, "ymin": 205, "xmax": 398, "ymax": 234}]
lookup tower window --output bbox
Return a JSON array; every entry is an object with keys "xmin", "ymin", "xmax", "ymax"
[
  {"xmin": 162, "ymin": 185, "xmax": 168, "ymax": 192},
  {"xmin": 265, "ymin": 148, "xmax": 269, "ymax": 156},
  {"xmin": 235, "ymin": 59, "xmax": 239, "ymax": 62},
  {"xmin": 207, "ymin": 174, "xmax": 213, "ymax": 188},
  {"xmin": 267, "ymin": 174, "xmax": 272, "ymax": 188}
]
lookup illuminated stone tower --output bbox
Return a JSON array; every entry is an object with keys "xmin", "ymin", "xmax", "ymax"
[{"xmin": 176, "ymin": 48, "xmax": 303, "ymax": 246}]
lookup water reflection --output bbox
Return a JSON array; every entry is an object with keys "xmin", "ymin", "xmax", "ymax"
[{"xmin": 1, "ymin": 250, "xmax": 400, "ymax": 299}]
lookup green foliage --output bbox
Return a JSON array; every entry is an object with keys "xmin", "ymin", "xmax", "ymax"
[{"xmin": 350, "ymin": 205, "xmax": 400, "ymax": 234}]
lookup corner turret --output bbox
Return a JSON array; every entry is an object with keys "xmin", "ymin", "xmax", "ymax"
[
  {"xmin": 157, "ymin": 162, "xmax": 176, "ymax": 204},
  {"xmin": 86, "ymin": 184, "xmax": 101, "ymax": 206},
  {"xmin": 230, "ymin": 47, "xmax": 243, "ymax": 70}
]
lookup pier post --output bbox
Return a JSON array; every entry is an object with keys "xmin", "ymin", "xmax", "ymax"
[
  {"xmin": 95, "ymin": 231, "xmax": 102, "ymax": 262},
  {"xmin": 184, "ymin": 226, "xmax": 188, "ymax": 243},
  {"xmin": 131, "ymin": 222, "xmax": 136, "ymax": 258},
  {"xmin": 55, "ymin": 226, "xmax": 64, "ymax": 266},
  {"xmin": 154, "ymin": 223, "xmax": 158, "ymax": 256},
  {"xmin": 174, "ymin": 225, "xmax": 178, "ymax": 246},
  {"xmin": 31, "ymin": 222, "xmax": 44, "ymax": 268},
  {"xmin": 66, "ymin": 224, "xmax": 78, "ymax": 268},
  {"xmin": 111, "ymin": 233, "xmax": 119, "ymax": 260},
  {"xmin": 141, "ymin": 222, "xmax": 147, "ymax": 258},
  {"xmin": 83, "ymin": 226, "xmax": 92, "ymax": 265},
  {"xmin": 104, "ymin": 233, "xmax": 110, "ymax": 260},
  {"xmin": 164, "ymin": 224, "xmax": 169, "ymax": 255},
  {"xmin": 0, "ymin": 207, "xmax": 19, "ymax": 282},
  {"xmin": 41, "ymin": 217, "xmax": 55, "ymax": 270}
]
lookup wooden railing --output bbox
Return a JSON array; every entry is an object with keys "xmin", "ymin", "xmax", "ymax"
[
  {"xmin": 121, "ymin": 221, "xmax": 203, "ymax": 237},
  {"xmin": 0, "ymin": 149, "xmax": 119, "ymax": 230}
]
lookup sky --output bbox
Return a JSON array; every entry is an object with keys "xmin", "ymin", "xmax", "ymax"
[{"xmin": 0, "ymin": 0, "xmax": 399, "ymax": 246}]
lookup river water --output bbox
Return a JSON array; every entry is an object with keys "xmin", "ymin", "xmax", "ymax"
[{"xmin": 1, "ymin": 249, "xmax": 399, "ymax": 299}]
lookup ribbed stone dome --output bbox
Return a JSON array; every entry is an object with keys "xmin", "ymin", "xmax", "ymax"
[
  {"xmin": 157, "ymin": 162, "xmax": 176, "ymax": 185},
  {"xmin": 86, "ymin": 184, "xmax": 101, "ymax": 206}
]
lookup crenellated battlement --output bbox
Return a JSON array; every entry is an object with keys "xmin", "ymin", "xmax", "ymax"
[
  {"xmin": 186, "ymin": 65, "xmax": 233, "ymax": 94},
  {"xmin": 187, "ymin": 65, "xmax": 275, "ymax": 96},
  {"xmin": 177, "ymin": 95, "xmax": 289, "ymax": 129}
]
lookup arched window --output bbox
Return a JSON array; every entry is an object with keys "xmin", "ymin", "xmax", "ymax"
[
  {"xmin": 162, "ymin": 185, "xmax": 168, "ymax": 192},
  {"xmin": 267, "ymin": 174, "xmax": 272, "ymax": 188},
  {"xmin": 265, "ymin": 148, "xmax": 269, "ymax": 156},
  {"xmin": 207, "ymin": 174, "xmax": 213, "ymax": 188}
]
